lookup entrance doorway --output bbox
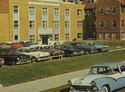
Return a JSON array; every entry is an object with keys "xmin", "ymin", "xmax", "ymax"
[{"xmin": 42, "ymin": 35, "xmax": 48, "ymax": 45}]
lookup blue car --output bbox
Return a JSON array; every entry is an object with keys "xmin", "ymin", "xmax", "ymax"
[{"xmin": 68, "ymin": 62, "xmax": 125, "ymax": 92}]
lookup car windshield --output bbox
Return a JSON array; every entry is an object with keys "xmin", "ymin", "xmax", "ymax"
[{"xmin": 89, "ymin": 66, "xmax": 113, "ymax": 74}]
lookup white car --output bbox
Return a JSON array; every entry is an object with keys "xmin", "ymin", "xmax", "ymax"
[
  {"xmin": 17, "ymin": 46, "xmax": 50, "ymax": 62},
  {"xmin": 68, "ymin": 62, "xmax": 125, "ymax": 92}
]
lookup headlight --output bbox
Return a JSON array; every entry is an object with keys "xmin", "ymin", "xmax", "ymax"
[
  {"xmin": 17, "ymin": 57, "xmax": 20, "ymax": 61},
  {"xmin": 91, "ymin": 81, "xmax": 96, "ymax": 86},
  {"xmin": 91, "ymin": 81, "xmax": 98, "ymax": 91},
  {"xmin": 68, "ymin": 80, "xmax": 72, "ymax": 86}
]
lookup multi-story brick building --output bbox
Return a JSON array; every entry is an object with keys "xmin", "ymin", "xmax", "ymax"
[
  {"xmin": 96, "ymin": 0, "xmax": 125, "ymax": 40},
  {"xmin": 0, "ymin": 0, "xmax": 84, "ymax": 45},
  {"xmin": 82, "ymin": 0, "xmax": 125, "ymax": 40}
]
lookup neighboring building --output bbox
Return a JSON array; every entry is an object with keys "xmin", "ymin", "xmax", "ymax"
[
  {"xmin": 82, "ymin": 0, "xmax": 96, "ymax": 40},
  {"xmin": 96, "ymin": 0, "xmax": 125, "ymax": 40},
  {"xmin": 0, "ymin": 0, "xmax": 84, "ymax": 45}
]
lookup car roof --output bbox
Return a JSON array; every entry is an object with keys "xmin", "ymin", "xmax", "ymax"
[{"xmin": 92, "ymin": 62, "xmax": 125, "ymax": 67}]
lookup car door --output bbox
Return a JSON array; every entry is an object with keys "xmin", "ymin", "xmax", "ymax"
[
  {"xmin": 110, "ymin": 66, "xmax": 124, "ymax": 89},
  {"xmin": 119, "ymin": 65, "xmax": 125, "ymax": 87}
]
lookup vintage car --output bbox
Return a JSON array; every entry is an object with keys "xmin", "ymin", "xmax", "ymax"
[
  {"xmin": 0, "ymin": 49, "xmax": 30, "ymax": 65},
  {"xmin": 42, "ymin": 46, "xmax": 64, "ymax": 56},
  {"xmin": 63, "ymin": 45, "xmax": 84, "ymax": 57},
  {"xmin": 68, "ymin": 62, "xmax": 125, "ymax": 92},
  {"xmin": 81, "ymin": 42, "xmax": 110, "ymax": 53},
  {"xmin": 17, "ymin": 46, "xmax": 50, "ymax": 62}
]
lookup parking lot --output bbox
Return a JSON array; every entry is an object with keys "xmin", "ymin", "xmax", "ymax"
[{"xmin": 1, "ymin": 41, "xmax": 125, "ymax": 92}]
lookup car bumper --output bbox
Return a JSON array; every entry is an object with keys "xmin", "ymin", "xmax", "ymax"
[
  {"xmin": 37, "ymin": 56, "xmax": 49, "ymax": 61},
  {"xmin": 69, "ymin": 90, "xmax": 97, "ymax": 92}
]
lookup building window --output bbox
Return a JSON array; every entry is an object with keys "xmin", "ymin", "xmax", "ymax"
[
  {"xmin": 98, "ymin": 33, "xmax": 104, "ymax": 40},
  {"xmin": 29, "ymin": 7, "xmax": 35, "ymax": 15},
  {"xmin": 14, "ymin": 35, "xmax": 18, "ymax": 40},
  {"xmin": 65, "ymin": 21, "xmax": 69, "ymax": 28},
  {"xmin": 99, "ymin": 8, "xmax": 105, "ymax": 15},
  {"xmin": 86, "ymin": 0, "xmax": 90, "ymax": 3},
  {"xmin": 99, "ymin": 21, "xmax": 104, "ymax": 28},
  {"xmin": 121, "ymin": 33, "xmax": 125, "ymax": 40},
  {"xmin": 105, "ymin": 7, "xmax": 110, "ymax": 14},
  {"xmin": 65, "ymin": 34, "xmax": 69, "ymax": 40},
  {"xmin": 121, "ymin": 20, "xmax": 125, "ymax": 27},
  {"xmin": 105, "ymin": 33, "xmax": 110, "ymax": 39},
  {"xmin": 14, "ymin": 21, "xmax": 18, "ymax": 28},
  {"xmin": 29, "ymin": 35, "xmax": 35, "ymax": 43},
  {"xmin": 111, "ymin": 7, "xmax": 117, "ymax": 14},
  {"xmin": 54, "ymin": 34, "xmax": 59, "ymax": 41},
  {"xmin": 121, "ymin": 6, "xmax": 125, "ymax": 13},
  {"xmin": 111, "ymin": 33, "xmax": 116, "ymax": 40},
  {"xmin": 14, "ymin": 5, "xmax": 18, "ymax": 14},
  {"xmin": 77, "ymin": 33, "xmax": 82, "ymax": 39},
  {"xmin": 65, "ymin": 9, "xmax": 70, "ymax": 16},
  {"xmin": 77, "ymin": 9, "xmax": 82, "ymax": 16},
  {"xmin": 54, "ymin": 21, "xmax": 59, "ymax": 29},
  {"xmin": 42, "ymin": 21, "xmax": 47, "ymax": 28},
  {"xmin": 112, "ymin": 20, "xmax": 117, "ymax": 28},
  {"xmin": 42, "ymin": 8, "xmax": 47, "ymax": 15},
  {"xmin": 54, "ymin": 8, "xmax": 59, "ymax": 16},
  {"xmin": 105, "ymin": 21, "xmax": 110, "ymax": 28},
  {"xmin": 91, "ymin": 0, "xmax": 94, "ymax": 3},
  {"xmin": 77, "ymin": 21, "xmax": 82, "ymax": 28},
  {"xmin": 29, "ymin": 21, "xmax": 35, "ymax": 28}
]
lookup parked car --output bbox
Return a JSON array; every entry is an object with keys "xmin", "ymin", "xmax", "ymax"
[
  {"xmin": 0, "ymin": 58, "xmax": 4, "ymax": 67},
  {"xmin": 42, "ymin": 46, "xmax": 64, "ymax": 56},
  {"xmin": 63, "ymin": 45, "xmax": 84, "ymax": 56},
  {"xmin": 0, "ymin": 49, "xmax": 30, "ymax": 65},
  {"xmin": 68, "ymin": 62, "xmax": 125, "ymax": 92},
  {"xmin": 17, "ymin": 46, "xmax": 50, "ymax": 62},
  {"xmin": 80, "ymin": 42, "xmax": 110, "ymax": 54}
]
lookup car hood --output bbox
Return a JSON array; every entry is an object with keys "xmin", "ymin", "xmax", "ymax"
[
  {"xmin": 95, "ymin": 45, "xmax": 109, "ymax": 48},
  {"xmin": 70, "ymin": 74, "xmax": 106, "ymax": 86}
]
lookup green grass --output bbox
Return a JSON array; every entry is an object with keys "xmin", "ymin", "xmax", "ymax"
[{"xmin": 1, "ymin": 50, "xmax": 125, "ymax": 86}]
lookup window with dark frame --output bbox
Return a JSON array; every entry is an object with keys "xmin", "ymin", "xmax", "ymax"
[
  {"xmin": 29, "ymin": 21, "xmax": 35, "ymax": 28},
  {"xmin": 14, "ymin": 5, "xmax": 18, "ymax": 14},
  {"xmin": 29, "ymin": 7, "xmax": 35, "ymax": 15},
  {"xmin": 77, "ymin": 9, "xmax": 82, "ymax": 16},
  {"xmin": 14, "ymin": 35, "xmax": 18, "ymax": 40},
  {"xmin": 14, "ymin": 21, "xmax": 18, "ymax": 28},
  {"xmin": 42, "ymin": 8, "xmax": 47, "ymax": 15}
]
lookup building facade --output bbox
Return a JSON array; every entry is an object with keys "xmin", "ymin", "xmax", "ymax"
[
  {"xmin": 82, "ymin": 0, "xmax": 96, "ymax": 40},
  {"xmin": 82, "ymin": 0, "xmax": 125, "ymax": 40},
  {"xmin": 96, "ymin": 0, "xmax": 125, "ymax": 40},
  {"xmin": 0, "ymin": 0, "xmax": 84, "ymax": 45}
]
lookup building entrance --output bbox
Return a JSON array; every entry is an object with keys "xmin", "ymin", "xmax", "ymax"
[{"xmin": 42, "ymin": 35, "xmax": 48, "ymax": 45}]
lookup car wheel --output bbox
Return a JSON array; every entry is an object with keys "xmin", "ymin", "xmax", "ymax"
[
  {"xmin": 31, "ymin": 57, "xmax": 37, "ymax": 63},
  {"xmin": 101, "ymin": 86, "xmax": 109, "ymax": 92}
]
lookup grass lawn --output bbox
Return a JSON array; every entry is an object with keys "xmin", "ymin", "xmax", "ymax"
[{"xmin": 1, "ymin": 50, "xmax": 125, "ymax": 86}]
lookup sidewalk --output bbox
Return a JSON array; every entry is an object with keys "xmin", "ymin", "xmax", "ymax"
[{"xmin": 1, "ymin": 69, "xmax": 89, "ymax": 92}]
